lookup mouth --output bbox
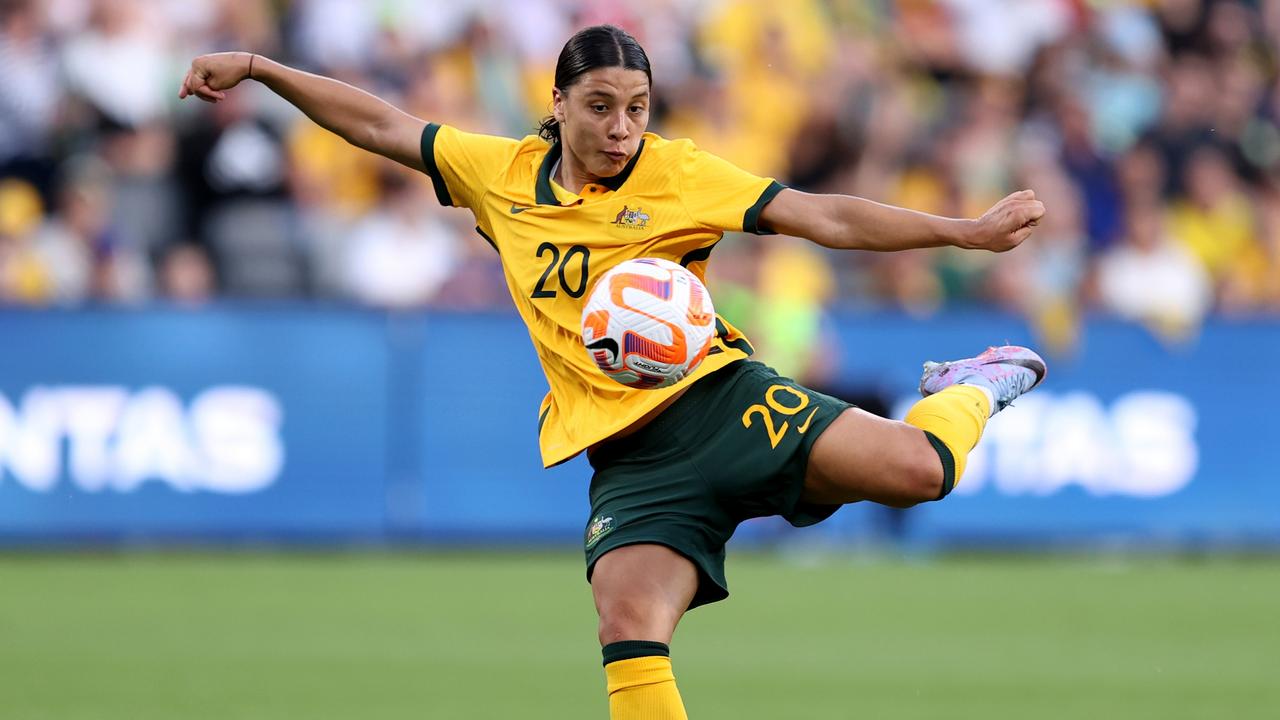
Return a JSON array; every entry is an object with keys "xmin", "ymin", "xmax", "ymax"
[{"xmin": 603, "ymin": 150, "xmax": 628, "ymax": 162}]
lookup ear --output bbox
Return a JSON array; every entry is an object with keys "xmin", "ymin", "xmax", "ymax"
[{"xmin": 552, "ymin": 87, "xmax": 565, "ymax": 124}]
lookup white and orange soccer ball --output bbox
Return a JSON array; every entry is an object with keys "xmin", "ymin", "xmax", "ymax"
[{"xmin": 581, "ymin": 258, "xmax": 717, "ymax": 390}]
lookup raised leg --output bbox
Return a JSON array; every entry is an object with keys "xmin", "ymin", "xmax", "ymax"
[{"xmin": 804, "ymin": 345, "xmax": 1046, "ymax": 507}]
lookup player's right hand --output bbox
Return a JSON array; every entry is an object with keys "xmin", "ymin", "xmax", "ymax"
[
  {"xmin": 967, "ymin": 189, "xmax": 1046, "ymax": 253},
  {"xmin": 178, "ymin": 52, "xmax": 253, "ymax": 103}
]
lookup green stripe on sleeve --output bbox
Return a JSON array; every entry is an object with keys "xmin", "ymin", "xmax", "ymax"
[
  {"xmin": 419, "ymin": 122, "xmax": 454, "ymax": 207},
  {"xmin": 742, "ymin": 180, "xmax": 786, "ymax": 235}
]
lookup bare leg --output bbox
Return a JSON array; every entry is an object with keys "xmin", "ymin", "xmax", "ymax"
[
  {"xmin": 802, "ymin": 407, "xmax": 944, "ymax": 508},
  {"xmin": 592, "ymin": 544, "xmax": 697, "ymax": 719},
  {"xmin": 808, "ymin": 345, "xmax": 1046, "ymax": 507},
  {"xmin": 592, "ymin": 544, "xmax": 698, "ymax": 645}
]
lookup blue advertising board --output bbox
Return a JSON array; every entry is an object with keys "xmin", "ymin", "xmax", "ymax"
[
  {"xmin": 0, "ymin": 308, "xmax": 391, "ymax": 540},
  {"xmin": 1, "ymin": 307, "xmax": 1276, "ymax": 547},
  {"xmin": 411, "ymin": 312, "xmax": 590, "ymax": 542}
]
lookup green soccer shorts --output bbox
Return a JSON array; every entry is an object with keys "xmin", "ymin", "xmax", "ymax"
[{"xmin": 584, "ymin": 360, "xmax": 854, "ymax": 609}]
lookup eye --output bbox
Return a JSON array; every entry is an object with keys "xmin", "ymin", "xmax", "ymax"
[
  {"xmin": 591, "ymin": 104, "xmax": 607, "ymax": 112},
  {"xmin": 628, "ymin": 106, "xmax": 645, "ymax": 114}
]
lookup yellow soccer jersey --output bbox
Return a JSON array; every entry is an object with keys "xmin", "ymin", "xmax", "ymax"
[{"xmin": 420, "ymin": 123, "xmax": 785, "ymax": 467}]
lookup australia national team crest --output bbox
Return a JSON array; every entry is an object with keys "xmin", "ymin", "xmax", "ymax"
[
  {"xmin": 585, "ymin": 515, "xmax": 615, "ymax": 549},
  {"xmin": 611, "ymin": 205, "xmax": 650, "ymax": 230}
]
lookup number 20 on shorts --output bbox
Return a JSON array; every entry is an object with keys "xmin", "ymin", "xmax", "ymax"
[{"xmin": 741, "ymin": 384, "xmax": 820, "ymax": 450}]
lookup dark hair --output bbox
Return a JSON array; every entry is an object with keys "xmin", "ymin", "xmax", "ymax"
[{"xmin": 538, "ymin": 25, "xmax": 652, "ymax": 143}]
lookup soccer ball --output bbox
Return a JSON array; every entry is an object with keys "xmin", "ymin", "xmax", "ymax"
[{"xmin": 581, "ymin": 258, "xmax": 717, "ymax": 389}]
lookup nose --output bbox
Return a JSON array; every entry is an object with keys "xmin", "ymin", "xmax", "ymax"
[{"xmin": 607, "ymin": 111, "xmax": 629, "ymax": 141}]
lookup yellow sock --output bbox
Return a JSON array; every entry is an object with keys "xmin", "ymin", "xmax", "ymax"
[
  {"xmin": 603, "ymin": 642, "xmax": 687, "ymax": 720},
  {"xmin": 903, "ymin": 385, "xmax": 990, "ymax": 497}
]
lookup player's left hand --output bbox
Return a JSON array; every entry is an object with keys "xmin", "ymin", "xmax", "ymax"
[
  {"xmin": 178, "ymin": 52, "xmax": 253, "ymax": 103},
  {"xmin": 966, "ymin": 190, "xmax": 1046, "ymax": 252}
]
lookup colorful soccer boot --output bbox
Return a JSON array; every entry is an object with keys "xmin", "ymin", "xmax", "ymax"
[{"xmin": 918, "ymin": 345, "xmax": 1047, "ymax": 416}]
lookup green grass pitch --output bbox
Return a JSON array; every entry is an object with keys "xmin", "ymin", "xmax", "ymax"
[{"xmin": 1, "ymin": 551, "xmax": 1275, "ymax": 719}]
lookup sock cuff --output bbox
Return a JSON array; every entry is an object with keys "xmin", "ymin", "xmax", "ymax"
[
  {"xmin": 923, "ymin": 431, "xmax": 956, "ymax": 500},
  {"xmin": 602, "ymin": 640, "xmax": 670, "ymax": 666},
  {"xmin": 953, "ymin": 382, "xmax": 995, "ymax": 418}
]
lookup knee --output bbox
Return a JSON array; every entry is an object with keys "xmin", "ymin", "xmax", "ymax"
[
  {"xmin": 894, "ymin": 452, "xmax": 945, "ymax": 508},
  {"xmin": 596, "ymin": 596, "xmax": 673, "ymax": 645},
  {"xmin": 591, "ymin": 544, "xmax": 695, "ymax": 646}
]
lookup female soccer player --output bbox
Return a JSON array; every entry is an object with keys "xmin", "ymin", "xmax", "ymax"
[{"xmin": 181, "ymin": 25, "xmax": 1046, "ymax": 719}]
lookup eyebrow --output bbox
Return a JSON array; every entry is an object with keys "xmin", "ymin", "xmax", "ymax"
[{"xmin": 582, "ymin": 89, "xmax": 650, "ymax": 100}]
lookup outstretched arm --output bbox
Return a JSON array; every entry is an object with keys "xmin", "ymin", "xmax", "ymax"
[
  {"xmin": 759, "ymin": 188, "xmax": 1045, "ymax": 253},
  {"xmin": 179, "ymin": 52, "xmax": 426, "ymax": 171}
]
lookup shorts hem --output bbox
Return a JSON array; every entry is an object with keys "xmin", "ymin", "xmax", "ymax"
[{"xmin": 586, "ymin": 536, "xmax": 729, "ymax": 610}]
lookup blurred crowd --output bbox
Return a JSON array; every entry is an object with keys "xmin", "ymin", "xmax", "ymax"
[{"xmin": 1, "ymin": 0, "xmax": 1278, "ymax": 354}]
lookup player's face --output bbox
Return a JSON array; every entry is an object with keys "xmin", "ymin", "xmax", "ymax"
[{"xmin": 553, "ymin": 67, "xmax": 650, "ymax": 180}]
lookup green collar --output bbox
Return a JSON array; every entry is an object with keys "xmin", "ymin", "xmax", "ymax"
[{"xmin": 535, "ymin": 139, "xmax": 646, "ymax": 205}]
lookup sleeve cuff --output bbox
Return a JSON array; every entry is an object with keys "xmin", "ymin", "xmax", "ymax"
[
  {"xmin": 742, "ymin": 180, "xmax": 786, "ymax": 235},
  {"xmin": 419, "ymin": 122, "xmax": 454, "ymax": 207}
]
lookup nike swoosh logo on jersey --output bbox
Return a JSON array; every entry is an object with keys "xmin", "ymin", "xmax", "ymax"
[
  {"xmin": 796, "ymin": 407, "xmax": 820, "ymax": 433},
  {"xmin": 510, "ymin": 204, "xmax": 532, "ymax": 214}
]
